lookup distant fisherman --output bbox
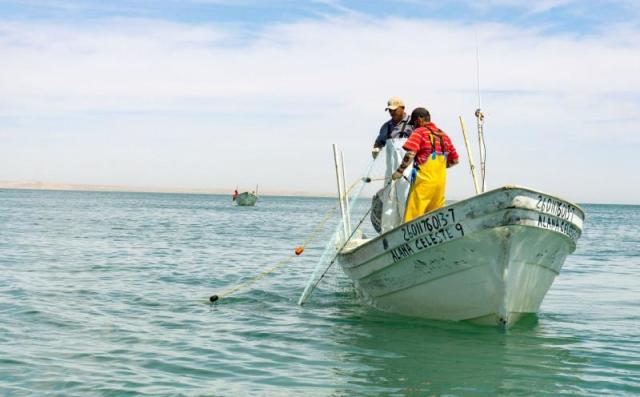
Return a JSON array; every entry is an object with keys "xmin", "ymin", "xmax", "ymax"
[
  {"xmin": 371, "ymin": 96, "xmax": 414, "ymax": 232},
  {"xmin": 392, "ymin": 107, "xmax": 459, "ymax": 222}
]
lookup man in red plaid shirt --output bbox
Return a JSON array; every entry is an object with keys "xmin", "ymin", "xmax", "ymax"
[{"xmin": 392, "ymin": 107, "xmax": 459, "ymax": 222}]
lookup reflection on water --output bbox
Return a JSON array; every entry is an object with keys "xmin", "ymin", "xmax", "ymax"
[{"xmin": 320, "ymin": 302, "xmax": 589, "ymax": 396}]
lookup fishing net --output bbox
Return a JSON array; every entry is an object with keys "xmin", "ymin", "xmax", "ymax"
[
  {"xmin": 370, "ymin": 188, "xmax": 384, "ymax": 233},
  {"xmin": 298, "ymin": 159, "xmax": 378, "ymax": 304}
]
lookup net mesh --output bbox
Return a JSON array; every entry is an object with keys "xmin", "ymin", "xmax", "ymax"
[{"xmin": 298, "ymin": 158, "xmax": 378, "ymax": 304}]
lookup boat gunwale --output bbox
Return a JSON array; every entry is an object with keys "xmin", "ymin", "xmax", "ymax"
[
  {"xmin": 338, "ymin": 186, "xmax": 584, "ymax": 269},
  {"xmin": 339, "ymin": 185, "xmax": 582, "ymax": 259}
]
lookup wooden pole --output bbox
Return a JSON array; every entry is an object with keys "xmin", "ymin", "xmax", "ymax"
[
  {"xmin": 475, "ymin": 109, "xmax": 486, "ymax": 192},
  {"xmin": 458, "ymin": 116, "xmax": 481, "ymax": 194}
]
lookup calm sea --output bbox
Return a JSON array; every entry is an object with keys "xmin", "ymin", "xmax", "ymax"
[{"xmin": 1, "ymin": 189, "xmax": 639, "ymax": 396}]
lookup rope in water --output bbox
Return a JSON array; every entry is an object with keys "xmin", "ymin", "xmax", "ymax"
[{"xmin": 209, "ymin": 176, "xmax": 371, "ymax": 303}]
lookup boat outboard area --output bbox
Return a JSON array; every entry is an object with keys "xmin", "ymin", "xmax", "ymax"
[{"xmin": 336, "ymin": 185, "xmax": 584, "ymax": 327}]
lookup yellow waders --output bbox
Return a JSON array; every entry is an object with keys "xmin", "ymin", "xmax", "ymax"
[{"xmin": 403, "ymin": 135, "xmax": 447, "ymax": 223}]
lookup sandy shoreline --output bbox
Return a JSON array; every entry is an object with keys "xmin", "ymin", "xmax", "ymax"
[{"xmin": 0, "ymin": 181, "xmax": 335, "ymax": 197}]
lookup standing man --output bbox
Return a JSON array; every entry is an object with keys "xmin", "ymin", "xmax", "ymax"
[
  {"xmin": 392, "ymin": 107, "xmax": 459, "ymax": 222},
  {"xmin": 372, "ymin": 96, "xmax": 414, "ymax": 232}
]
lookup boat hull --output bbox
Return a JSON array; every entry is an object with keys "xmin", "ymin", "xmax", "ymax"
[
  {"xmin": 235, "ymin": 192, "xmax": 258, "ymax": 206},
  {"xmin": 337, "ymin": 186, "xmax": 584, "ymax": 327}
]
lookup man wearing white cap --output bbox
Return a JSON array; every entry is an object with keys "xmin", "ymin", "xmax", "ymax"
[{"xmin": 371, "ymin": 96, "xmax": 414, "ymax": 232}]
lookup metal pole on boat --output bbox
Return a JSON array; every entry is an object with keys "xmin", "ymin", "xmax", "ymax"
[
  {"xmin": 475, "ymin": 109, "xmax": 487, "ymax": 192},
  {"xmin": 474, "ymin": 34, "xmax": 487, "ymax": 193},
  {"xmin": 458, "ymin": 116, "xmax": 481, "ymax": 194},
  {"xmin": 333, "ymin": 144, "xmax": 348, "ymax": 242},
  {"xmin": 339, "ymin": 151, "xmax": 352, "ymax": 235}
]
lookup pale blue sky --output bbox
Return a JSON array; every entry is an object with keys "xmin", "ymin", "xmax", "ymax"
[
  {"xmin": 1, "ymin": 0, "xmax": 638, "ymax": 31},
  {"xmin": 1, "ymin": 1, "xmax": 639, "ymax": 203}
]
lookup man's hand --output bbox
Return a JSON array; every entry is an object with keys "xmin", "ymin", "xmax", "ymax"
[
  {"xmin": 371, "ymin": 147, "xmax": 381, "ymax": 159},
  {"xmin": 392, "ymin": 151, "xmax": 415, "ymax": 180}
]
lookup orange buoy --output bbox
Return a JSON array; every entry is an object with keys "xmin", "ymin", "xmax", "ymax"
[{"xmin": 294, "ymin": 246, "xmax": 304, "ymax": 256}]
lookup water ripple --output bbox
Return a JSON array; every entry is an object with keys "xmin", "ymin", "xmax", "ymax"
[{"xmin": 1, "ymin": 191, "xmax": 639, "ymax": 396}]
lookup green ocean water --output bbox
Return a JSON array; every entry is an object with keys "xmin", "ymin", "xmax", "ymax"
[{"xmin": 1, "ymin": 189, "xmax": 639, "ymax": 396}]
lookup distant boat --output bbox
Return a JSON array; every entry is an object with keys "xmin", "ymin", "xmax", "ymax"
[{"xmin": 233, "ymin": 185, "xmax": 259, "ymax": 206}]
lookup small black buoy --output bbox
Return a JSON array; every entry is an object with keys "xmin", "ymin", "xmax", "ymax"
[
  {"xmin": 209, "ymin": 294, "xmax": 219, "ymax": 303},
  {"xmin": 362, "ymin": 177, "xmax": 372, "ymax": 183}
]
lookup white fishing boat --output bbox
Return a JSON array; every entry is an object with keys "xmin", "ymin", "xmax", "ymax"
[
  {"xmin": 233, "ymin": 185, "xmax": 259, "ymax": 206},
  {"xmin": 299, "ymin": 112, "xmax": 585, "ymax": 328},
  {"xmin": 337, "ymin": 185, "xmax": 584, "ymax": 327}
]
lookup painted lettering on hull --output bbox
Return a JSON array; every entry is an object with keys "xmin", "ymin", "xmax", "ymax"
[
  {"xmin": 537, "ymin": 214, "xmax": 580, "ymax": 241},
  {"xmin": 390, "ymin": 243, "xmax": 415, "ymax": 263},
  {"xmin": 391, "ymin": 222, "xmax": 465, "ymax": 263},
  {"xmin": 402, "ymin": 208, "xmax": 457, "ymax": 242},
  {"xmin": 536, "ymin": 195, "xmax": 577, "ymax": 222}
]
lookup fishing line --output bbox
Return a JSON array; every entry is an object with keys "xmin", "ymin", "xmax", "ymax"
[
  {"xmin": 297, "ymin": 158, "xmax": 379, "ymax": 305},
  {"xmin": 298, "ymin": 179, "xmax": 393, "ymax": 305}
]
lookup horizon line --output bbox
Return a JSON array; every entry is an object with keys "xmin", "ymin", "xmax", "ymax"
[
  {"xmin": 0, "ymin": 180, "xmax": 337, "ymax": 198},
  {"xmin": 0, "ymin": 180, "xmax": 636, "ymax": 206}
]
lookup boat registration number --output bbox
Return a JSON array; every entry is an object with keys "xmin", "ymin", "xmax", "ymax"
[
  {"xmin": 401, "ymin": 208, "xmax": 459, "ymax": 242},
  {"xmin": 535, "ymin": 194, "xmax": 577, "ymax": 222},
  {"xmin": 391, "ymin": 209, "xmax": 465, "ymax": 263}
]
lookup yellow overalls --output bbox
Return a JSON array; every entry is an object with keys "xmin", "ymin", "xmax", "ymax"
[{"xmin": 403, "ymin": 133, "xmax": 447, "ymax": 222}]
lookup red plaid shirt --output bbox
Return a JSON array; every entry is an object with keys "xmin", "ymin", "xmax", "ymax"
[{"xmin": 403, "ymin": 122, "xmax": 459, "ymax": 167}]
